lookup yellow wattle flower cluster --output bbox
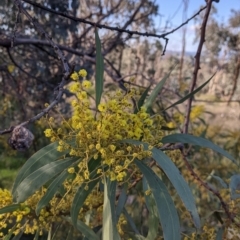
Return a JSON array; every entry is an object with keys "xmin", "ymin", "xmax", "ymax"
[
  {"xmin": 44, "ymin": 69, "xmax": 165, "ymax": 182},
  {"xmin": 0, "ymin": 187, "xmax": 103, "ymax": 237},
  {"xmin": 0, "ymin": 69, "xmax": 166, "ymax": 237},
  {"xmin": 0, "ymin": 189, "xmax": 45, "ymax": 237}
]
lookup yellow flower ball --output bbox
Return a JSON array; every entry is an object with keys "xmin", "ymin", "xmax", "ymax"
[
  {"xmin": 78, "ymin": 69, "xmax": 87, "ymax": 77},
  {"xmin": 82, "ymin": 80, "xmax": 92, "ymax": 88},
  {"xmin": 70, "ymin": 72, "xmax": 79, "ymax": 81}
]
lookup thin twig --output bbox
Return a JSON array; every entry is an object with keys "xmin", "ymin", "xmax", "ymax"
[
  {"xmin": 161, "ymin": 38, "xmax": 169, "ymax": 56},
  {"xmin": 183, "ymin": 0, "xmax": 214, "ymax": 134},
  {"xmin": 22, "ymin": 0, "xmax": 206, "ymax": 41}
]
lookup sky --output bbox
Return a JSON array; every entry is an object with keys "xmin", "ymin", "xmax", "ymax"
[{"xmin": 155, "ymin": 0, "xmax": 240, "ymax": 52}]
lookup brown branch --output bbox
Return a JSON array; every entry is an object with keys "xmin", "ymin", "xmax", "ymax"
[
  {"xmin": 0, "ymin": 126, "xmax": 15, "ymax": 135},
  {"xmin": 0, "ymin": 37, "xmax": 95, "ymax": 62},
  {"xmin": 181, "ymin": 152, "xmax": 240, "ymax": 228},
  {"xmin": 22, "ymin": 0, "xmax": 206, "ymax": 41},
  {"xmin": 183, "ymin": 0, "xmax": 214, "ymax": 134}
]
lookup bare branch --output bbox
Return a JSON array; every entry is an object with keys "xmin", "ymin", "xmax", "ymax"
[{"xmin": 183, "ymin": 0, "xmax": 214, "ymax": 134}]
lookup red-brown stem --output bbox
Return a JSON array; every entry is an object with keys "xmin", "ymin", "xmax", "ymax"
[{"xmin": 184, "ymin": 0, "xmax": 213, "ymax": 134}]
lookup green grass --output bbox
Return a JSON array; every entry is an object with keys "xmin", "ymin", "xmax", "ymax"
[
  {"xmin": 0, "ymin": 168, "xmax": 18, "ymax": 189},
  {"xmin": 0, "ymin": 153, "xmax": 27, "ymax": 189}
]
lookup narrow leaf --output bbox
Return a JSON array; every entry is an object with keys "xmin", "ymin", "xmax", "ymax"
[
  {"xmin": 142, "ymin": 179, "xmax": 159, "ymax": 240},
  {"xmin": 142, "ymin": 177, "xmax": 150, "ymax": 209},
  {"xmin": 12, "ymin": 231, "xmax": 23, "ymax": 240},
  {"xmin": 146, "ymin": 199, "xmax": 159, "ymax": 240},
  {"xmin": 211, "ymin": 175, "xmax": 228, "ymax": 189},
  {"xmin": 122, "ymin": 208, "xmax": 141, "ymax": 235},
  {"xmin": 134, "ymin": 85, "xmax": 151, "ymax": 113},
  {"xmin": 164, "ymin": 73, "xmax": 216, "ymax": 110},
  {"xmin": 136, "ymin": 160, "xmax": 180, "ymax": 240},
  {"xmin": 153, "ymin": 148, "xmax": 200, "ymax": 228},
  {"xmin": 116, "ymin": 186, "xmax": 127, "ymax": 221},
  {"xmin": 216, "ymin": 227, "xmax": 224, "ymax": 240},
  {"xmin": 0, "ymin": 204, "xmax": 20, "ymax": 214},
  {"xmin": 103, "ymin": 177, "xmax": 121, "ymax": 240},
  {"xmin": 71, "ymin": 178, "xmax": 100, "ymax": 230},
  {"xmin": 162, "ymin": 133, "xmax": 237, "ymax": 164},
  {"xmin": 124, "ymin": 140, "xmax": 201, "ymax": 229},
  {"xmin": 33, "ymin": 229, "xmax": 39, "ymax": 240},
  {"xmin": 3, "ymin": 226, "xmax": 16, "ymax": 240},
  {"xmin": 3, "ymin": 232, "xmax": 13, "ymax": 240},
  {"xmin": 14, "ymin": 158, "xmax": 77, "ymax": 203},
  {"xmin": 230, "ymin": 174, "xmax": 240, "ymax": 200},
  {"xmin": 144, "ymin": 66, "xmax": 175, "ymax": 110},
  {"xmin": 12, "ymin": 142, "xmax": 72, "ymax": 194},
  {"xmin": 95, "ymin": 28, "xmax": 104, "ymax": 108}
]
